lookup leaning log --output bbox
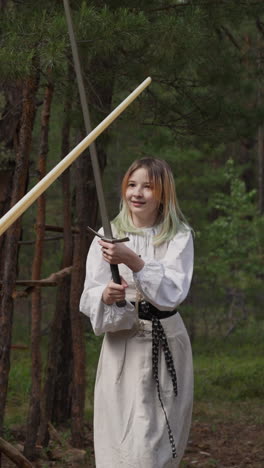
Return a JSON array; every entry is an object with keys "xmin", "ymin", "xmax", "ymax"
[{"xmin": 0, "ymin": 437, "xmax": 33, "ymax": 467}]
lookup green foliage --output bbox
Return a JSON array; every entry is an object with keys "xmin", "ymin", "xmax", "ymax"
[
  {"xmin": 188, "ymin": 158, "xmax": 264, "ymax": 334},
  {"xmin": 0, "ymin": 2, "xmax": 67, "ymax": 78},
  {"xmin": 203, "ymin": 158, "xmax": 263, "ymax": 290},
  {"xmin": 77, "ymin": 5, "xmax": 148, "ymax": 57},
  {"xmin": 208, "ymin": 162, "xmax": 252, "ymax": 251},
  {"xmin": 1, "ymin": 0, "xmax": 263, "ymax": 140}
]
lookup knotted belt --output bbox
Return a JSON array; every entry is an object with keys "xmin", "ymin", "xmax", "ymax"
[{"xmin": 132, "ymin": 300, "xmax": 178, "ymax": 459}]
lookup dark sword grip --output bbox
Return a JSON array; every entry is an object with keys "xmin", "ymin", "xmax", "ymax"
[{"xmin": 110, "ymin": 264, "xmax": 126, "ymax": 308}]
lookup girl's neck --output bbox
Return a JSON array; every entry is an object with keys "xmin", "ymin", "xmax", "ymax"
[{"xmin": 131, "ymin": 213, "xmax": 158, "ymax": 228}]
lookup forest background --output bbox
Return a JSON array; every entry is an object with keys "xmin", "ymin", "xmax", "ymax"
[{"xmin": 0, "ymin": 0, "xmax": 263, "ymax": 467}]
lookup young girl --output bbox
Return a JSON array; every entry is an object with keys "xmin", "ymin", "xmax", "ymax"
[{"xmin": 80, "ymin": 158, "xmax": 194, "ymax": 468}]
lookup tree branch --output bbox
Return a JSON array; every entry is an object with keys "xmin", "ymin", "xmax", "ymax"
[
  {"xmin": 18, "ymin": 235, "xmax": 64, "ymax": 245},
  {"xmin": 0, "ymin": 267, "xmax": 73, "ymax": 297},
  {"xmin": 221, "ymin": 25, "xmax": 241, "ymax": 50}
]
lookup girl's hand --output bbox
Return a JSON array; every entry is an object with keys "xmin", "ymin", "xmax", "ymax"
[
  {"xmin": 99, "ymin": 239, "xmax": 144, "ymax": 273},
  {"xmin": 99, "ymin": 239, "xmax": 131, "ymax": 265},
  {"xmin": 102, "ymin": 277, "xmax": 128, "ymax": 305}
]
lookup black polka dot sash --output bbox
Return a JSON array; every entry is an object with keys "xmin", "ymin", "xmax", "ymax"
[
  {"xmin": 152, "ymin": 315, "xmax": 178, "ymax": 459},
  {"xmin": 135, "ymin": 300, "xmax": 178, "ymax": 460}
]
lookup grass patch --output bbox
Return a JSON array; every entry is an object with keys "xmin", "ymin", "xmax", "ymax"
[
  {"xmin": 193, "ymin": 321, "xmax": 264, "ymax": 404},
  {"xmin": 5, "ymin": 351, "xmax": 31, "ymax": 426},
  {"xmin": 85, "ymin": 332, "xmax": 102, "ymax": 422},
  {"xmin": 194, "ymin": 354, "xmax": 263, "ymax": 401},
  {"xmin": 193, "ymin": 399, "xmax": 264, "ymax": 425}
]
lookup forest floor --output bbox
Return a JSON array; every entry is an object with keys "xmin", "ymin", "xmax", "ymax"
[
  {"xmin": 182, "ymin": 411, "xmax": 264, "ymax": 467},
  {"xmin": 1, "ymin": 401, "xmax": 264, "ymax": 468}
]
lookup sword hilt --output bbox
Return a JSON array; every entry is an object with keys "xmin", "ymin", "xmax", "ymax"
[
  {"xmin": 87, "ymin": 225, "xmax": 129, "ymax": 243},
  {"xmin": 110, "ymin": 264, "xmax": 126, "ymax": 308},
  {"xmin": 87, "ymin": 226, "xmax": 129, "ymax": 308}
]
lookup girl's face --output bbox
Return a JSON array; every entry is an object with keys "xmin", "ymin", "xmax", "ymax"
[{"xmin": 125, "ymin": 167, "xmax": 159, "ymax": 227}]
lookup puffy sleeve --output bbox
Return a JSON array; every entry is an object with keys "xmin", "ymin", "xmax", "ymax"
[
  {"xmin": 79, "ymin": 231, "xmax": 136, "ymax": 336},
  {"xmin": 133, "ymin": 229, "xmax": 194, "ymax": 311}
]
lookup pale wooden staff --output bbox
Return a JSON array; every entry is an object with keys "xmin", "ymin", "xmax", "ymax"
[{"xmin": 0, "ymin": 77, "xmax": 151, "ymax": 236}]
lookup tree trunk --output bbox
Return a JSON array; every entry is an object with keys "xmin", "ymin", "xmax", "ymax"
[
  {"xmin": 70, "ymin": 150, "xmax": 93, "ymax": 448},
  {"xmin": 0, "ymin": 163, "xmax": 16, "ymax": 270},
  {"xmin": 24, "ymin": 78, "xmax": 54, "ymax": 460},
  {"xmin": 38, "ymin": 72, "xmax": 73, "ymax": 446},
  {"xmin": 69, "ymin": 56, "xmax": 115, "ymax": 446},
  {"xmin": 0, "ymin": 80, "xmax": 23, "ymax": 150},
  {"xmin": 0, "ymin": 78, "xmax": 23, "ymax": 274},
  {"xmin": 68, "ymin": 142, "xmax": 109, "ymax": 449},
  {"xmin": 0, "ymin": 71, "xmax": 39, "ymax": 431},
  {"xmin": 68, "ymin": 142, "xmax": 109, "ymax": 447},
  {"xmin": 51, "ymin": 69, "xmax": 74, "ymax": 425},
  {"xmin": 0, "ymin": 0, "xmax": 8, "ymax": 10},
  {"xmin": 51, "ymin": 165, "xmax": 73, "ymax": 425}
]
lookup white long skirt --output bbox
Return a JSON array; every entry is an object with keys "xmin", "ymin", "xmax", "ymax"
[{"xmin": 94, "ymin": 313, "xmax": 193, "ymax": 468}]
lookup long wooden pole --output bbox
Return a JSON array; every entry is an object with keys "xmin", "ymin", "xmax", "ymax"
[{"xmin": 0, "ymin": 77, "xmax": 151, "ymax": 236}]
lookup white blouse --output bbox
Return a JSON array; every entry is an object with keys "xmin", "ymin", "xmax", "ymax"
[{"xmin": 79, "ymin": 226, "xmax": 194, "ymax": 336}]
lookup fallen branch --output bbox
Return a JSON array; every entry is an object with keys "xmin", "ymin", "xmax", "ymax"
[
  {"xmin": 48, "ymin": 422, "xmax": 71, "ymax": 448},
  {"xmin": 0, "ymin": 437, "xmax": 33, "ymax": 467}
]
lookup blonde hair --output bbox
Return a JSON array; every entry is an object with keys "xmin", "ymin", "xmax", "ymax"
[{"xmin": 113, "ymin": 158, "xmax": 190, "ymax": 245}]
